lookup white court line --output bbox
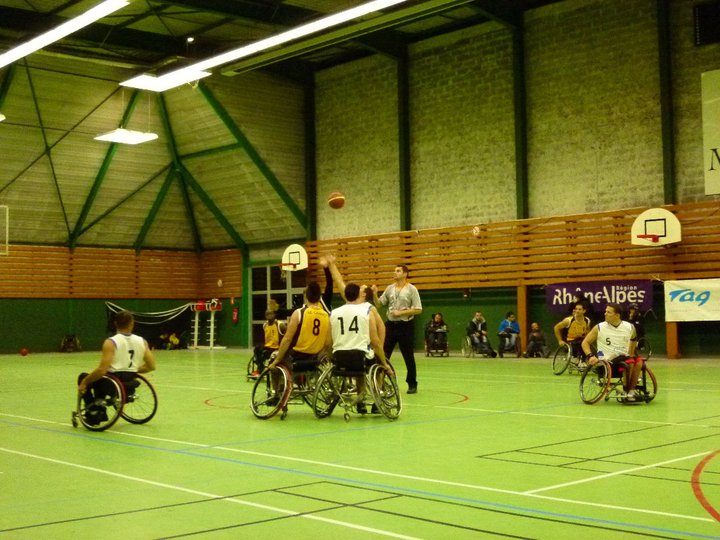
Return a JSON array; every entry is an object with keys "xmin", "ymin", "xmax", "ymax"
[
  {"xmin": 1, "ymin": 414, "xmax": 714, "ymax": 524},
  {"xmin": 524, "ymin": 452, "xmax": 713, "ymax": 495},
  {"xmin": 0, "ymin": 447, "xmax": 420, "ymax": 540}
]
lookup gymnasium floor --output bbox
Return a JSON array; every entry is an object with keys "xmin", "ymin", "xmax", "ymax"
[{"xmin": 1, "ymin": 348, "xmax": 719, "ymax": 539}]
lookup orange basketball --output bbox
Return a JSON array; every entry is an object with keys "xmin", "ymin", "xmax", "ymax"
[
  {"xmin": 19, "ymin": 347, "xmax": 29, "ymax": 356},
  {"xmin": 328, "ymin": 191, "xmax": 345, "ymax": 209}
]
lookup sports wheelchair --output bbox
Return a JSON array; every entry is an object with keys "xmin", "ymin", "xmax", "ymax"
[
  {"xmin": 72, "ymin": 372, "xmax": 158, "ymax": 431},
  {"xmin": 461, "ymin": 335, "xmax": 496, "ymax": 358},
  {"xmin": 250, "ymin": 352, "xmax": 327, "ymax": 420},
  {"xmin": 552, "ymin": 341, "xmax": 588, "ymax": 376},
  {"xmin": 312, "ymin": 350, "xmax": 401, "ymax": 422},
  {"xmin": 579, "ymin": 356, "xmax": 657, "ymax": 405},
  {"xmin": 425, "ymin": 329, "xmax": 449, "ymax": 357},
  {"xmin": 247, "ymin": 346, "xmax": 275, "ymax": 380}
]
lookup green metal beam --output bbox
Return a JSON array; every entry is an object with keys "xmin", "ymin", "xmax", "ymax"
[
  {"xmin": 657, "ymin": 0, "xmax": 676, "ymax": 204},
  {"xmin": 70, "ymin": 89, "xmax": 142, "ymax": 247},
  {"xmin": 180, "ymin": 142, "xmax": 243, "ymax": 160},
  {"xmin": 512, "ymin": 25, "xmax": 529, "ymax": 219},
  {"xmin": 0, "ymin": 64, "xmax": 14, "ymax": 109},
  {"xmin": 77, "ymin": 165, "xmax": 171, "ymax": 236},
  {"xmin": 157, "ymin": 93, "xmax": 202, "ymax": 251},
  {"xmin": 469, "ymin": 0, "xmax": 522, "ymax": 27},
  {"xmin": 397, "ymin": 47, "xmax": 411, "ymax": 231},
  {"xmin": 177, "ymin": 163, "xmax": 249, "ymax": 255},
  {"xmin": 197, "ymin": 82, "xmax": 307, "ymax": 229},
  {"xmin": 25, "ymin": 62, "xmax": 70, "ymax": 236},
  {"xmin": 133, "ymin": 167, "xmax": 177, "ymax": 252}
]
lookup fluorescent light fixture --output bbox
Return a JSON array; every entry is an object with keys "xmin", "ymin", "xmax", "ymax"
[
  {"xmin": 121, "ymin": 0, "xmax": 406, "ymax": 92},
  {"xmin": 0, "ymin": 0, "xmax": 130, "ymax": 69},
  {"xmin": 94, "ymin": 128, "xmax": 158, "ymax": 145},
  {"xmin": 0, "ymin": 113, "xmax": 5, "ymax": 122}
]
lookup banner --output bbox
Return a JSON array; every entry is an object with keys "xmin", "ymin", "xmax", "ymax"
[
  {"xmin": 664, "ymin": 279, "xmax": 720, "ymax": 321},
  {"xmin": 702, "ymin": 69, "xmax": 720, "ymax": 195},
  {"xmin": 546, "ymin": 280, "xmax": 653, "ymax": 316}
]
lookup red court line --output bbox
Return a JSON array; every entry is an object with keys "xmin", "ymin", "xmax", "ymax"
[{"xmin": 691, "ymin": 449, "xmax": 720, "ymax": 521}]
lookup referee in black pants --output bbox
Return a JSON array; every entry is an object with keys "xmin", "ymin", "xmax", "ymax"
[{"xmin": 373, "ymin": 264, "xmax": 423, "ymax": 394}]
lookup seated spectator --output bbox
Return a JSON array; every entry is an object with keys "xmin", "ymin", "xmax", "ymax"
[
  {"xmin": 626, "ymin": 304, "xmax": 645, "ymax": 339},
  {"xmin": 466, "ymin": 311, "xmax": 496, "ymax": 357},
  {"xmin": 524, "ymin": 322, "xmax": 549, "ymax": 358},
  {"xmin": 425, "ymin": 312, "xmax": 448, "ymax": 352},
  {"xmin": 498, "ymin": 311, "xmax": 521, "ymax": 358}
]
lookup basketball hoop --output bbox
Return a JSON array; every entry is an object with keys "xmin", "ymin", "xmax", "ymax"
[
  {"xmin": 636, "ymin": 234, "xmax": 660, "ymax": 243},
  {"xmin": 279, "ymin": 262, "xmax": 297, "ymax": 282}
]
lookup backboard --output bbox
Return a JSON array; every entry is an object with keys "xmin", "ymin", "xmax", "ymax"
[
  {"xmin": 630, "ymin": 208, "xmax": 681, "ymax": 246},
  {"xmin": 281, "ymin": 243, "xmax": 308, "ymax": 270}
]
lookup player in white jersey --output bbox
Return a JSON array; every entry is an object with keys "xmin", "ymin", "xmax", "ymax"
[
  {"xmin": 582, "ymin": 303, "xmax": 642, "ymax": 401},
  {"xmin": 330, "ymin": 283, "xmax": 392, "ymax": 413},
  {"xmin": 78, "ymin": 311, "xmax": 156, "ymax": 409}
]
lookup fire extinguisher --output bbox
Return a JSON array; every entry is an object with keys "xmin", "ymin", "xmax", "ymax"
[{"xmin": 232, "ymin": 306, "xmax": 239, "ymax": 324}]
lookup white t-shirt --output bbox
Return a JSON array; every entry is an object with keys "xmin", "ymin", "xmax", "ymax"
[
  {"xmin": 108, "ymin": 332, "xmax": 147, "ymax": 372},
  {"xmin": 597, "ymin": 321, "xmax": 635, "ymax": 361},
  {"xmin": 331, "ymin": 302, "xmax": 374, "ymax": 358}
]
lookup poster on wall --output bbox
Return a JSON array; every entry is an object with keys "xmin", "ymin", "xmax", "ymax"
[
  {"xmin": 701, "ymin": 69, "xmax": 720, "ymax": 195},
  {"xmin": 546, "ymin": 280, "xmax": 653, "ymax": 316},
  {"xmin": 664, "ymin": 279, "xmax": 720, "ymax": 321}
]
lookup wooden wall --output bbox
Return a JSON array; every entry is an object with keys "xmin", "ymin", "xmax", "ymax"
[
  {"xmin": 306, "ymin": 201, "xmax": 720, "ymax": 288},
  {"xmin": 0, "ymin": 246, "xmax": 243, "ymax": 299}
]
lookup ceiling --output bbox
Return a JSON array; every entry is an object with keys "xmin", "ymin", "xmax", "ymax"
[{"xmin": 0, "ymin": 0, "xmax": 562, "ymax": 255}]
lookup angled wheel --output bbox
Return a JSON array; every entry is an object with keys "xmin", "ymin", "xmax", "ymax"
[
  {"xmin": 579, "ymin": 359, "xmax": 612, "ymax": 404},
  {"xmin": 636, "ymin": 337, "xmax": 652, "ymax": 360},
  {"xmin": 312, "ymin": 366, "xmax": 341, "ymax": 418},
  {"xmin": 461, "ymin": 336, "xmax": 473, "ymax": 358},
  {"xmin": 369, "ymin": 364, "xmax": 401, "ymax": 420},
  {"xmin": 120, "ymin": 374, "xmax": 158, "ymax": 424},
  {"xmin": 251, "ymin": 366, "xmax": 291, "ymax": 419},
  {"xmin": 638, "ymin": 364, "xmax": 657, "ymax": 402},
  {"xmin": 247, "ymin": 355, "xmax": 262, "ymax": 380},
  {"xmin": 76, "ymin": 375, "xmax": 124, "ymax": 431},
  {"xmin": 552, "ymin": 345, "xmax": 571, "ymax": 375}
]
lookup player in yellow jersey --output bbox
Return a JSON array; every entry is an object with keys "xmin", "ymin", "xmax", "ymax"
[
  {"xmin": 269, "ymin": 282, "xmax": 330, "ymax": 374},
  {"xmin": 250, "ymin": 309, "xmax": 284, "ymax": 377}
]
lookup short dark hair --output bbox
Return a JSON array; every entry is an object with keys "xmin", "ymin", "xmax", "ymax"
[
  {"xmin": 396, "ymin": 264, "xmax": 409, "ymax": 276},
  {"xmin": 505, "ymin": 311, "xmax": 515, "ymax": 318},
  {"xmin": 115, "ymin": 310, "xmax": 134, "ymax": 330},
  {"xmin": 345, "ymin": 283, "xmax": 360, "ymax": 301},
  {"xmin": 606, "ymin": 302, "xmax": 623, "ymax": 316},
  {"xmin": 305, "ymin": 282, "xmax": 321, "ymax": 303}
]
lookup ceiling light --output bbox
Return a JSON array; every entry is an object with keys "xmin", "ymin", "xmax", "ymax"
[
  {"xmin": 0, "ymin": 0, "xmax": 130, "ymax": 69},
  {"xmin": 121, "ymin": 0, "xmax": 406, "ymax": 92},
  {"xmin": 0, "ymin": 113, "xmax": 5, "ymax": 122},
  {"xmin": 94, "ymin": 128, "xmax": 158, "ymax": 145}
]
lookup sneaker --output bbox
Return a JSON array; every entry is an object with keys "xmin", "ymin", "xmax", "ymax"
[
  {"xmin": 625, "ymin": 390, "xmax": 637, "ymax": 402},
  {"xmin": 356, "ymin": 403, "xmax": 367, "ymax": 414},
  {"xmin": 249, "ymin": 371, "xmax": 260, "ymax": 379},
  {"xmin": 407, "ymin": 386, "xmax": 417, "ymax": 394},
  {"xmin": 266, "ymin": 395, "xmax": 280, "ymax": 407},
  {"xmin": 371, "ymin": 404, "xmax": 379, "ymax": 414}
]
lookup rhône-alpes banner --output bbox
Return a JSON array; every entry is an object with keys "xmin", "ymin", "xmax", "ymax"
[{"xmin": 546, "ymin": 281, "xmax": 653, "ymax": 316}]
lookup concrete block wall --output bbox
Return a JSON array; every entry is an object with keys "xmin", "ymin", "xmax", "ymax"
[{"xmin": 313, "ymin": 0, "xmax": 720, "ymax": 239}]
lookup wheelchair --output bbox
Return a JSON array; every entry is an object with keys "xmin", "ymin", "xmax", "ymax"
[
  {"xmin": 249, "ymin": 352, "xmax": 327, "ymax": 420},
  {"xmin": 552, "ymin": 341, "xmax": 587, "ymax": 375},
  {"xmin": 312, "ymin": 350, "xmax": 401, "ymax": 422},
  {"xmin": 247, "ymin": 346, "xmax": 275, "ymax": 380},
  {"xmin": 461, "ymin": 335, "xmax": 496, "ymax": 358},
  {"xmin": 497, "ymin": 331, "xmax": 521, "ymax": 358},
  {"xmin": 425, "ymin": 330, "xmax": 449, "ymax": 357},
  {"xmin": 72, "ymin": 372, "xmax": 158, "ymax": 432},
  {"xmin": 579, "ymin": 356, "xmax": 657, "ymax": 405}
]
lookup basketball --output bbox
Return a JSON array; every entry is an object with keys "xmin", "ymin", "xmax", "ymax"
[
  {"xmin": 328, "ymin": 191, "xmax": 345, "ymax": 209},
  {"xmin": 19, "ymin": 347, "xmax": 29, "ymax": 356}
]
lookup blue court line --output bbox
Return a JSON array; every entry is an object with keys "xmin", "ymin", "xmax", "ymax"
[{"xmin": 2, "ymin": 419, "xmax": 717, "ymax": 539}]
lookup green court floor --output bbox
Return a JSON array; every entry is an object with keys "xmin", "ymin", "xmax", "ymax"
[{"xmin": 1, "ymin": 349, "xmax": 719, "ymax": 539}]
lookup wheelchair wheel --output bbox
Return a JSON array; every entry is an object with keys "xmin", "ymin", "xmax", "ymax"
[
  {"xmin": 461, "ymin": 336, "xmax": 473, "ymax": 358},
  {"xmin": 250, "ymin": 366, "xmax": 291, "ymax": 419},
  {"xmin": 75, "ymin": 375, "xmax": 124, "ymax": 431},
  {"xmin": 638, "ymin": 364, "xmax": 658, "ymax": 402},
  {"xmin": 247, "ymin": 356, "xmax": 261, "ymax": 380},
  {"xmin": 368, "ymin": 364, "xmax": 401, "ymax": 420},
  {"xmin": 579, "ymin": 359, "xmax": 612, "ymax": 404},
  {"xmin": 636, "ymin": 337, "xmax": 652, "ymax": 359},
  {"xmin": 312, "ymin": 366, "xmax": 341, "ymax": 418},
  {"xmin": 552, "ymin": 345, "xmax": 571, "ymax": 375},
  {"xmin": 120, "ymin": 374, "xmax": 158, "ymax": 424}
]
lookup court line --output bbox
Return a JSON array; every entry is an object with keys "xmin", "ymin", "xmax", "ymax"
[
  {"xmin": 0, "ymin": 447, "xmax": 420, "ymax": 540},
  {"xmin": 524, "ymin": 452, "xmax": 713, "ymax": 495},
  {"xmin": 1, "ymin": 413, "xmax": 714, "ymax": 524}
]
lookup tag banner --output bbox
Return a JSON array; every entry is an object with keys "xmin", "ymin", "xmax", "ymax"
[
  {"xmin": 546, "ymin": 281, "xmax": 653, "ymax": 315},
  {"xmin": 664, "ymin": 279, "xmax": 720, "ymax": 321}
]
